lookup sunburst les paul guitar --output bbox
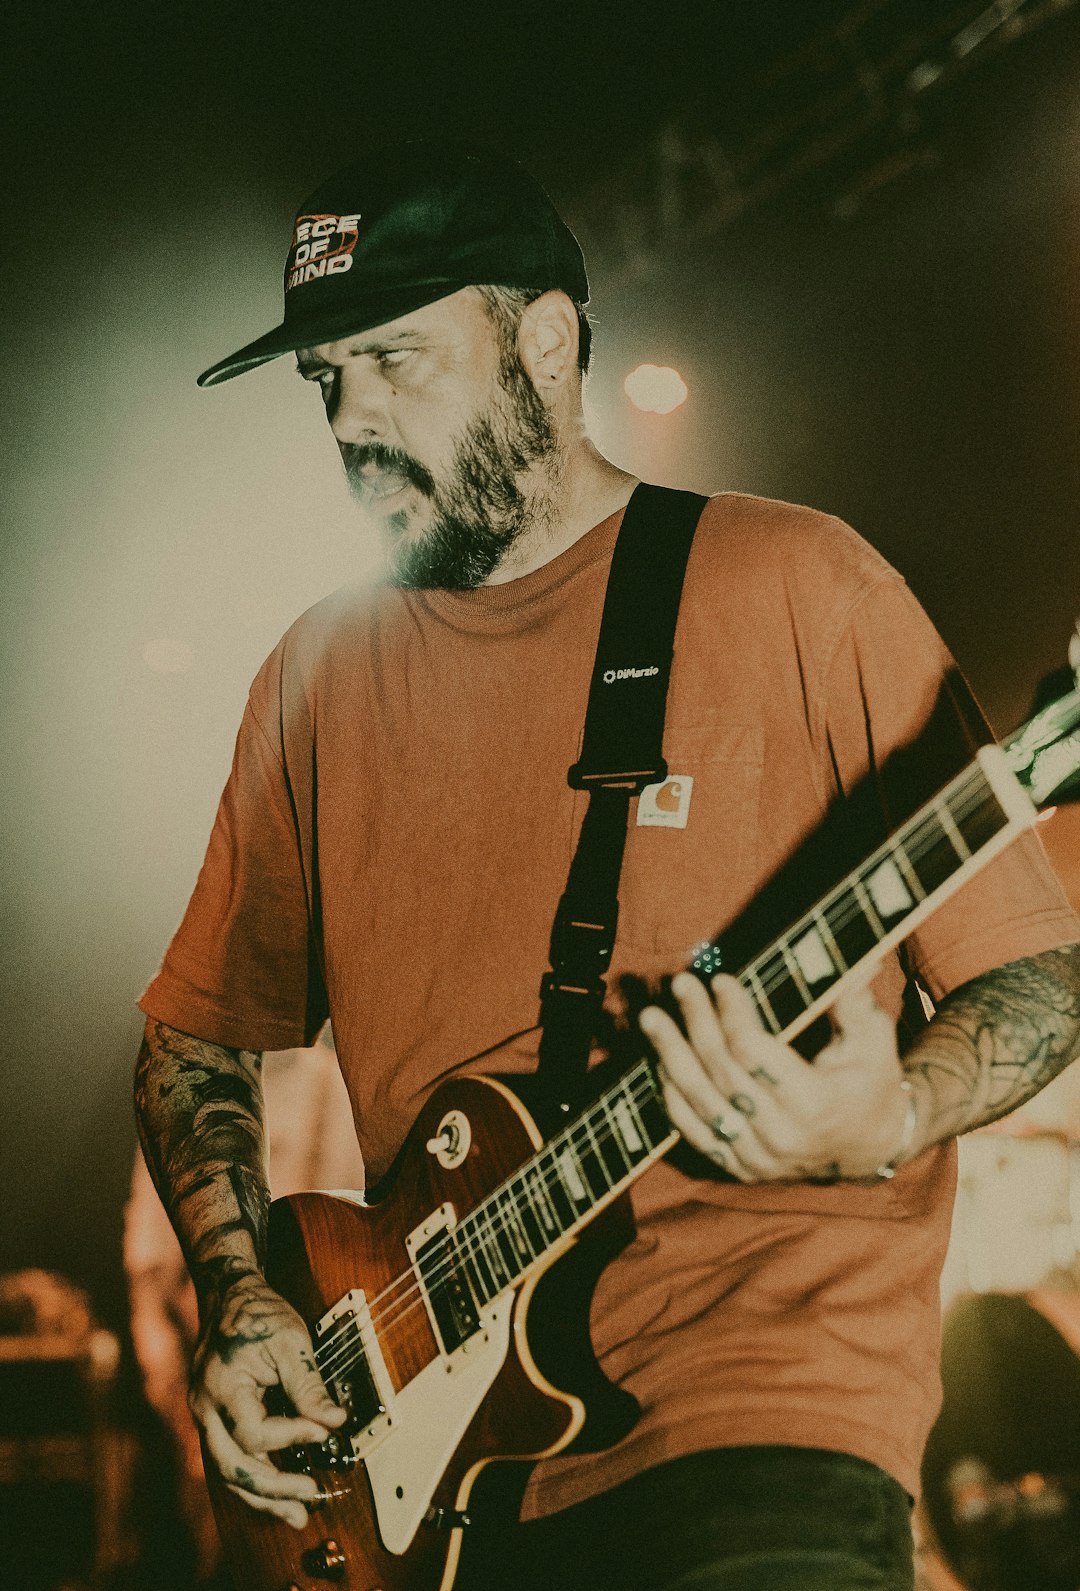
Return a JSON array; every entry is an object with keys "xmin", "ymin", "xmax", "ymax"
[{"xmin": 207, "ymin": 672, "xmax": 1080, "ymax": 1591}]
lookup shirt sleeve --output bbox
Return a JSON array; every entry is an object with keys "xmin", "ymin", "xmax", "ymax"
[
  {"xmin": 138, "ymin": 660, "xmax": 328, "ymax": 1051},
  {"xmin": 817, "ymin": 572, "xmax": 1080, "ymax": 1002}
]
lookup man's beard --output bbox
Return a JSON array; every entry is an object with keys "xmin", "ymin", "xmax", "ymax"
[{"xmin": 342, "ymin": 354, "xmax": 558, "ymax": 590}]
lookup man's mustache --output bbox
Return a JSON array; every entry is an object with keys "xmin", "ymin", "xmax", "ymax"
[{"xmin": 342, "ymin": 443, "xmax": 436, "ymax": 502}]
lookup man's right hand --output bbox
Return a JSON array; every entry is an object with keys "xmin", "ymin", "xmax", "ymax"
[{"xmin": 189, "ymin": 1272, "xmax": 347, "ymax": 1529}]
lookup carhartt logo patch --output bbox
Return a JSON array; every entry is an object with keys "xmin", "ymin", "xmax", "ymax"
[
  {"xmin": 637, "ymin": 774, "xmax": 693, "ymax": 828},
  {"xmin": 286, "ymin": 213, "xmax": 362, "ymax": 292}
]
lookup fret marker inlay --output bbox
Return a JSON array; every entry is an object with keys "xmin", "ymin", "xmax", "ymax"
[
  {"xmin": 612, "ymin": 1099, "xmax": 644, "ymax": 1154},
  {"xmin": 792, "ymin": 927, "xmax": 835, "ymax": 986},
  {"xmin": 557, "ymin": 1151, "xmax": 588, "ymax": 1204},
  {"xmin": 865, "ymin": 858, "xmax": 914, "ymax": 921}
]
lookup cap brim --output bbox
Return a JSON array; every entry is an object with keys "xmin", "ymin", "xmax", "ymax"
[{"xmin": 196, "ymin": 279, "xmax": 468, "ymax": 388}]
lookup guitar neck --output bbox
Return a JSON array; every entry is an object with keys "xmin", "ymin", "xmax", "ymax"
[
  {"xmin": 444, "ymin": 744, "xmax": 1038, "ymax": 1309},
  {"xmin": 692, "ymin": 743, "xmax": 1036, "ymax": 1042}
]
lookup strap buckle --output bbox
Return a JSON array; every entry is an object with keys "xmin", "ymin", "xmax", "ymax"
[
  {"xmin": 538, "ymin": 971, "xmax": 607, "ymax": 1006},
  {"xmin": 567, "ymin": 757, "xmax": 668, "ymax": 794},
  {"xmin": 550, "ymin": 908, "xmax": 617, "ymax": 976}
]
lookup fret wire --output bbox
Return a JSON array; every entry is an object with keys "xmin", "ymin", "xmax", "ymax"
[
  {"xmin": 559, "ymin": 1142, "xmax": 593, "ymax": 1205},
  {"xmin": 624, "ymin": 1085, "xmax": 654, "ymax": 1153},
  {"xmin": 601, "ymin": 1095, "xmax": 636, "ymax": 1172},
  {"xmin": 811, "ymin": 906, "xmax": 846, "ymax": 970},
  {"xmin": 526, "ymin": 1163, "xmax": 562, "ymax": 1236},
  {"xmin": 570, "ymin": 1134, "xmax": 604, "ymax": 1202},
  {"xmin": 889, "ymin": 838, "xmax": 926, "ymax": 902},
  {"xmin": 316, "ymin": 1071, "xmax": 668, "ymax": 1385},
  {"xmin": 779, "ymin": 939, "xmax": 812, "ymax": 1003},
  {"xmin": 583, "ymin": 1113, "xmax": 616, "ymax": 1192},
  {"xmin": 738, "ymin": 762, "xmax": 1000, "ymax": 1004},
  {"xmin": 933, "ymin": 795, "xmax": 972, "ymax": 861},
  {"xmin": 485, "ymin": 1230, "xmax": 510, "ymax": 1284},
  {"xmin": 325, "ymin": 1071, "xmax": 669, "ymax": 1371},
  {"xmin": 501, "ymin": 1187, "xmax": 536, "ymax": 1263},
  {"xmin": 456, "ymin": 1064, "xmax": 660, "ymax": 1277},
  {"xmin": 435, "ymin": 1065, "xmax": 662, "ymax": 1294},
  {"xmin": 745, "ymin": 963, "xmax": 782, "ymax": 1032},
  {"xmin": 851, "ymin": 875, "xmax": 885, "ymax": 938}
]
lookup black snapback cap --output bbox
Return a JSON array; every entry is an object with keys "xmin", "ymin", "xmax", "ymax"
[{"xmin": 197, "ymin": 141, "xmax": 589, "ymax": 388}]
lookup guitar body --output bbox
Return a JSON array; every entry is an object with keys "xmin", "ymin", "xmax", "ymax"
[{"xmin": 206, "ymin": 1074, "xmax": 635, "ymax": 1591}]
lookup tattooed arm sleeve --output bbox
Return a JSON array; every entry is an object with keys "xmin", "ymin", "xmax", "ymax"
[
  {"xmin": 904, "ymin": 944, "xmax": 1080, "ymax": 1147},
  {"xmin": 133, "ymin": 1016, "xmax": 269, "ymax": 1317}
]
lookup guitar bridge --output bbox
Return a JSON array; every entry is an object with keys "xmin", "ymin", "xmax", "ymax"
[{"xmin": 280, "ymin": 1290, "xmax": 396, "ymax": 1474}]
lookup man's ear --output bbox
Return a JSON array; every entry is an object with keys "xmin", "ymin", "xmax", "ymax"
[{"xmin": 518, "ymin": 291, "xmax": 579, "ymax": 389}]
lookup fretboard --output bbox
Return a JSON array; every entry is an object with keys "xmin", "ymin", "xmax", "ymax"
[
  {"xmin": 689, "ymin": 746, "xmax": 1032, "ymax": 1040},
  {"xmin": 437, "ymin": 746, "xmax": 1035, "ymax": 1311},
  {"xmin": 445, "ymin": 1059, "xmax": 675, "ymax": 1310}
]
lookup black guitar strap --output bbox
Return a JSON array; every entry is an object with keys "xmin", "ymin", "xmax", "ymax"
[{"xmin": 536, "ymin": 482, "xmax": 709, "ymax": 1118}]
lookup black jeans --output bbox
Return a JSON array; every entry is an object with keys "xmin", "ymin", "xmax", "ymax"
[{"xmin": 458, "ymin": 1446, "xmax": 915, "ymax": 1591}]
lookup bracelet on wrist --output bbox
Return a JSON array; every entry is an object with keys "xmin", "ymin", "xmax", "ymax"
[{"xmin": 875, "ymin": 1079, "xmax": 918, "ymax": 1180}]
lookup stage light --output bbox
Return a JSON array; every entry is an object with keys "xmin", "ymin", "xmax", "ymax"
[{"xmin": 624, "ymin": 364, "xmax": 689, "ymax": 415}]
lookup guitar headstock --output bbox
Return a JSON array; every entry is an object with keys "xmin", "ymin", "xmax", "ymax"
[{"xmin": 1005, "ymin": 620, "xmax": 1080, "ymax": 808}]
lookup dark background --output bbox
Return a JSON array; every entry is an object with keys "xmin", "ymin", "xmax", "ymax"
[{"xmin": 3, "ymin": 0, "xmax": 1079, "ymax": 1346}]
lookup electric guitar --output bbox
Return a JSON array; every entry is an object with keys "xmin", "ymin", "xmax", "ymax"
[{"xmin": 207, "ymin": 667, "xmax": 1080, "ymax": 1591}]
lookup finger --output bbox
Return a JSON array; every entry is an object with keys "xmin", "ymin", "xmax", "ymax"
[
  {"xmin": 201, "ymin": 1405, "xmax": 321, "ymax": 1506},
  {"xmin": 660, "ymin": 1073, "xmax": 752, "ymax": 1181},
  {"xmin": 660, "ymin": 1068, "xmax": 782, "ymax": 1182},
  {"xmin": 671, "ymin": 974, "xmax": 789, "ymax": 1123},
  {"xmin": 276, "ymin": 1338, "xmax": 347, "ymax": 1429},
  {"xmin": 227, "ymin": 1379, "xmax": 339, "ymax": 1454},
  {"xmin": 822, "ymin": 981, "xmax": 897, "ymax": 1074},
  {"xmin": 712, "ymin": 976, "xmax": 807, "ymax": 1080},
  {"xmin": 642, "ymin": 1003, "xmax": 734, "ymax": 1126},
  {"xmin": 646, "ymin": 999, "xmax": 782, "ymax": 1165},
  {"xmin": 226, "ymin": 1482, "xmax": 310, "ymax": 1531},
  {"xmin": 669, "ymin": 973, "xmax": 738, "ymax": 1080},
  {"xmin": 830, "ymin": 978, "xmax": 881, "ymax": 1032}
]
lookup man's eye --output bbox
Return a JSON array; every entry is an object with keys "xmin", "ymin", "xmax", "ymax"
[{"xmin": 377, "ymin": 350, "xmax": 413, "ymax": 368}]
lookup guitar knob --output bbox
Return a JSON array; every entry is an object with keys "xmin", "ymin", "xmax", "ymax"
[{"xmin": 302, "ymin": 1537, "xmax": 347, "ymax": 1579}]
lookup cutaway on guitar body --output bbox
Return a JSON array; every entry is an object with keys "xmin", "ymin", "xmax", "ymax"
[{"xmin": 204, "ymin": 1074, "xmax": 627, "ymax": 1591}]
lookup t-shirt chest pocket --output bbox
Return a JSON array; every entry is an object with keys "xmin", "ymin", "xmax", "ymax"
[{"xmin": 616, "ymin": 723, "xmax": 764, "ymax": 956}]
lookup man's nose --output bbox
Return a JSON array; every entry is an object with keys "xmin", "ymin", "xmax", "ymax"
[{"xmin": 327, "ymin": 362, "xmax": 389, "ymax": 446}]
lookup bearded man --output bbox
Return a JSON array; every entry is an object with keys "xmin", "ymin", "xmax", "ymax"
[{"xmin": 134, "ymin": 142, "xmax": 1080, "ymax": 1591}]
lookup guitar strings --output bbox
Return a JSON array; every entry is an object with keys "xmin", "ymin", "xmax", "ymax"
[
  {"xmin": 312, "ymin": 1065, "xmax": 661, "ymax": 1382},
  {"xmin": 742, "ymin": 767, "xmax": 1000, "ymax": 1005},
  {"xmin": 312, "ymin": 1065, "xmax": 663, "ymax": 1385},
  {"xmin": 309, "ymin": 766, "xmax": 1013, "ymax": 1391},
  {"xmin": 310, "ymin": 768, "xmax": 1001, "ymax": 1386}
]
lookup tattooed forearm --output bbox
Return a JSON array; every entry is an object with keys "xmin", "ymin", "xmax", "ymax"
[
  {"xmin": 134, "ymin": 1018, "xmax": 269, "ymax": 1313},
  {"xmin": 905, "ymin": 945, "xmax": 1080, "ymax": 1146}
]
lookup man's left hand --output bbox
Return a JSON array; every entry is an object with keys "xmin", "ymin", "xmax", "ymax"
[{"xmin": 640, "ymin": 972, "xmax": 916, "ymax": 1183}]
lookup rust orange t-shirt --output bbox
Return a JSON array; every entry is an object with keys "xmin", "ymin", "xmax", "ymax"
[{"xmin": 140, "ymin": 492, "xmax": 1080, "ymax": 1514}]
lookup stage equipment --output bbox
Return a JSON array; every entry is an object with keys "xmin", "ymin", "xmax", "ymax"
[
  {"xmin": 574, "ymin": 0, "xmax": 1080, "ymax": 284},
  {"xmin": 0, "ymin": 1269, "xmax": 126, "ymax": 1591}
]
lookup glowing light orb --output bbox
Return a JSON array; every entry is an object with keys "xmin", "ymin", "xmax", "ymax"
[{"xmin": 624, "ymin": 364, "xmax": 689, "ymax": 415}]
